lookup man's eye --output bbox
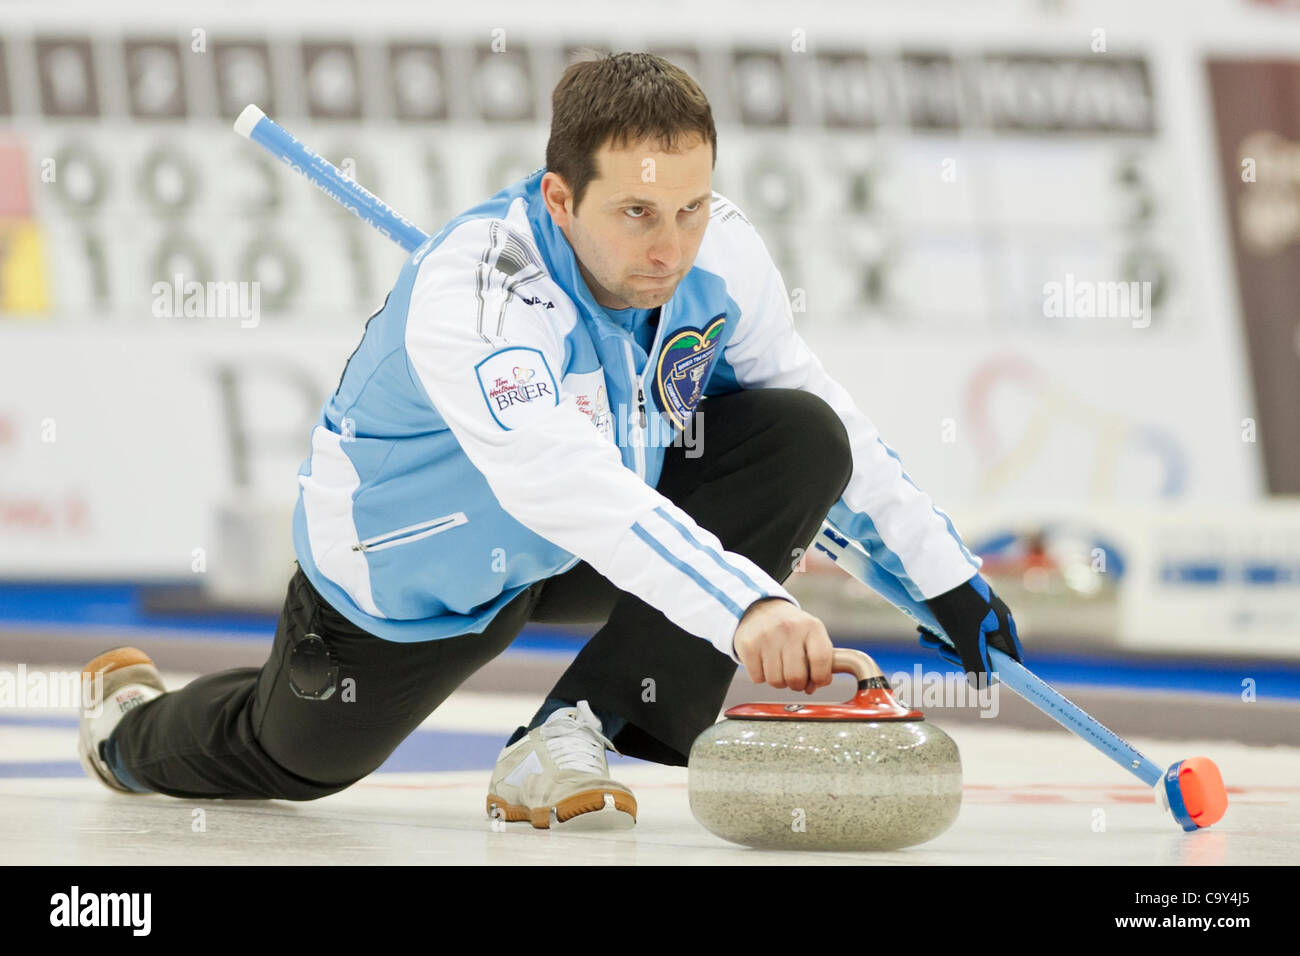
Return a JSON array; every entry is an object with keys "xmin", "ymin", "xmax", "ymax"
[
  {"xmin": 682, "ymin": 202, "xmax": 701, "ymax": 213},
  {"xmin": 625, "ymin": 206, "xmax": 648, "ymax": 219}
]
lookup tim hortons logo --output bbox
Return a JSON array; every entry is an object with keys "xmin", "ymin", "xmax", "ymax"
[
  {"xmin": 574, "ymin": 384, "xmax": 612, "ymax": 433},
  {"xmin": 488, "ymin": 365, "xmax": 554, "ymax": 411}
]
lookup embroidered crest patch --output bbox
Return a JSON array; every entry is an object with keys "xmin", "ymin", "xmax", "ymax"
[{"xmin": 655, "ymin": 315, "xmax": 726, "ymax": 429}]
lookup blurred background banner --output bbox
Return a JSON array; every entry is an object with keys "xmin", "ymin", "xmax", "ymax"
[
  {"xmin": 1207, "ymin": 57, "xmax": 1300, "ymax": 495},
  {"xmin": 0, "ymin": 0, "xmax": 1297, "ymax": 657}
]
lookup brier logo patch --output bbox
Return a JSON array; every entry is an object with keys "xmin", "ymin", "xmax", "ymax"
[{"xmin": 475, "ymin": 346, "xmax": 559, "ymax": 430}]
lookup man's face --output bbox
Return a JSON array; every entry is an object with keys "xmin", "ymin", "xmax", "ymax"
[{"xmin": 542, "ymin": 134, "xmax": 713, "ymax": 311}]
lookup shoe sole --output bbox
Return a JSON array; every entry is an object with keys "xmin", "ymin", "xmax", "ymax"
[
  {"xmin": 486, "ymin": 789, "xmax": 638, "ymax": 830},
  {"xmin": 78, "ymin": 646, "xmax": 165, "ymax": 794}
]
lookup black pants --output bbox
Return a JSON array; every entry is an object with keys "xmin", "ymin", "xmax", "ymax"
[{"xmin": 111, "ymin": 388, "xmax": 853, "ymax": 800}]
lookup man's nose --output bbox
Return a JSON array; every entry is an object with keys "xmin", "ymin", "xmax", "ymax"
[{"xmin": 647, "ymin": 224, "xmax": 683, "ymax": 273}]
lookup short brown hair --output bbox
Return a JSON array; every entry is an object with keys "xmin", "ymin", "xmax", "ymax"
[{"xmin": 546, "ymin": 51, "xmax": 717, "ymax": 213}]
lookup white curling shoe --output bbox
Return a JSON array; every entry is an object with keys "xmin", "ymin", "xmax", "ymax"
[
  {"xmin": 486, "ymin": 700, "xmax": 637, "ymax": 830},
  {"xmin": 77, "ymin": 647, "xmax": 166, "ymax": 794}
]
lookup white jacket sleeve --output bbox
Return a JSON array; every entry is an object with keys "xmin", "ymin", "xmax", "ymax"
[
  {"xmin": 404, "ymin": 220, "xmax": 796, "ymax": 663},
  {"xmin": 708, "ymin": 200, "xmax": 982, "ymax": 602}
]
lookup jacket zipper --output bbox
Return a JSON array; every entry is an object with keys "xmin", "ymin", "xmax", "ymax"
[
  {"xmin": 622, "ymin": 339, "xmax": 646, "ymax": 481},
  {"xmin": 352, "ymin": 512, "xmax": 468, "ymax": 552},
  {"xmin": 640, "ymin": 300, "xmax": 669, "ymax": 418},
  {"xmin": 615, "ymin": 301, "xmax": 670, "ymax": 482}
]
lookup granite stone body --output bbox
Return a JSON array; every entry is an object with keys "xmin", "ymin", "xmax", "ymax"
[{"xmin": 688, "ymin": 716, "xmax": 962, "ymax": 851}]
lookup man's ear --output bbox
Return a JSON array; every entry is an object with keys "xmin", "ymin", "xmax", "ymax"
[{"xmin": 541, "ymin": 172, "xmax": 575, "ymax": 228}]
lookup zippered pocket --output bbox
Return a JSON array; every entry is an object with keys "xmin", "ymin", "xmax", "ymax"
[{"xmin": 351, "ymin": 512, "xmax": 468, "ymax": 552}]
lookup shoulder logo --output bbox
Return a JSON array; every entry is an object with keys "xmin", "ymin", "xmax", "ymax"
[
  {"xmin": 564, "ymin": 371, "xmax": 613, "ymax": 441},
  {"xmin": 475, "ymin": 346, "xmax": 559, "ymax": 430},
  {"xmin": 655, "ymin": 315, "xmax": 726, "ymax": 429}
]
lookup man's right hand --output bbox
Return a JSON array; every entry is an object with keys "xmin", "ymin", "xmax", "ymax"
[{"xmin": 732, "ymin": 598, "xmax": 835, "ymax": 694}]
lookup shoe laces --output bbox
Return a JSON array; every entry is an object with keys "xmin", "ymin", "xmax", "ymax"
[{"xmin": 539, "ymin": 700, "xmax": 621, "ymax": 772}]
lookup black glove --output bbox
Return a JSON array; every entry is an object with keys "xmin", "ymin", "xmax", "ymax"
[{"xmin": 918, "ymin": 574, "xmax": 1024, "ymax": 688}]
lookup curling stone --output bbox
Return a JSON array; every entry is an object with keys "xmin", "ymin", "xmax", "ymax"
[{"xmin": 688, "ymin": 648, "xmax": 961, "ymax": 851}]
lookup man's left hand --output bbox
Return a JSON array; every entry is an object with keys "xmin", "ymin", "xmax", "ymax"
[{"xmin": 918, "ymin": 574, "xmax": 1024, "ymax": 687}]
